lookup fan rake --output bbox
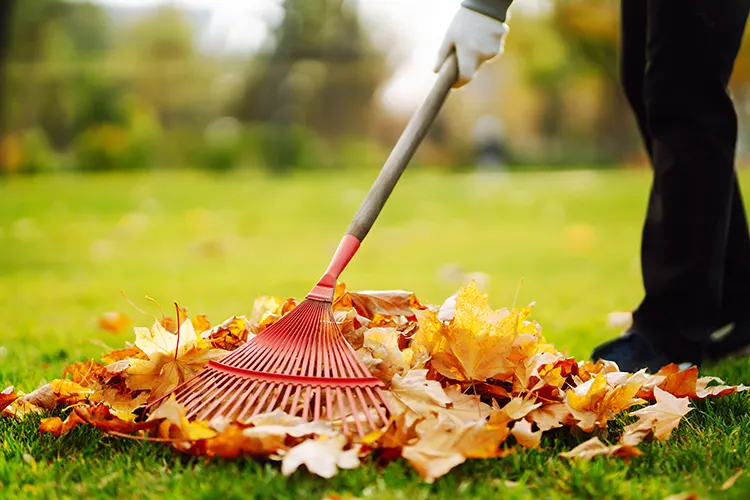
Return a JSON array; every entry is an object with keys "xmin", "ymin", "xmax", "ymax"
[{"xmin": 145, "ymin": 53, "xmax": 459, "ymax": 437}]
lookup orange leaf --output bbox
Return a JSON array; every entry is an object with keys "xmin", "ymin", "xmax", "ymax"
[
  {"xmin": 0, "ymin": 386, "xmax": 19, "ymax": 413},
  {"xmin": 98, "ymin": 312, "xmax": 131, "ymax": 333},
  {"xmin": 657, "ymin": 366, "xmax": 699, "ymax": 398}
]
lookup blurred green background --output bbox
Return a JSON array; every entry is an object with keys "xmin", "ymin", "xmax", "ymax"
[{"xmin": 4, "ymin": 0, "xmax": 750, "ymax": 176}]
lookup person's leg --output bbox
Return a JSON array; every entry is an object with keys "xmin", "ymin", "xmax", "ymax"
[
  {"xmin": 595, "ymin": 0, "xmax": 750, "ymax": 371},
  {"xmin": 619, "ymin": 0, "xmax": 651, "ymax": 157}
]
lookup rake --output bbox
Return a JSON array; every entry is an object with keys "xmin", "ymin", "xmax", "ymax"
[{"xmin": 145, "ymin": 53, "xmax": 459, "ymax": 437}]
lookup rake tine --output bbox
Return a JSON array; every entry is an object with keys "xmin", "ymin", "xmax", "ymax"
[
  {"xmin": 289, "ymin": 386, "xmax": 304, "ymax": 417},
  {"xmin": 235, "ymin": 380, "xmax": 262, "ymax": 422},
  {"xmin": 365, "ymin": 387, "xmax": 389, "ymax": 427},
  {"xmin": 335, "ymin": 387, "xmax": 349, "ymax": 434},
  {"xmin": 300, "ymin": 386, "xmax": 313, "ymax": 421},
  {"xmin": 222, "ymin": 379, "xmax": 255, "ymax": 421},
  {"xmin": 313, "ymin": 387, "xmax": 322, "ymax": 421},
  {"xmin": 278, "ymin": 384, "xmax": 294, "ymax": 412},
  {"xmin": 354, "ymin": 386, "xmax": 376, "ymax": 431},
  {"xmin": 344, "ymin": 387, "xmax": 364, "ymax": 437},
  {"xmin": 235, "ymin": 381, "xmax": 266, "ymax": 421},
  {"xmin": 249, "ymin": 382, "xmax": 276, "ymax": 418},
  {"xmin": 186, "ymin": 374, "xmax": 242, "ymax": 419}
]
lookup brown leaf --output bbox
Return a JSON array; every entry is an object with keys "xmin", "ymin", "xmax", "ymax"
[
  {"xmin": 657, "ymin": 366, "xmax": 699, "ymax": 398},
  {"xmin": 344, "ymin": 290, "xmax": 426, "ymax": 318},
  {"xmin": 559, "ymin": 436, "xmax": 642, "ymax": 461},
  {"xmin": 201, "ymin": 316, "xmax": 253, "ymax": 351},
  {"xmin": 102, "ymin": 344, "xmax": 146, "ymax": 365},
  {"xmin": 39, "ymin": 405, "xmax": 154, "ymax": 437}
]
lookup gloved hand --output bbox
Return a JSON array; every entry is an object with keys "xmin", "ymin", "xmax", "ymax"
[{"xmin": 435, "ymin": 6, "xmax": 509, "ymax": 88}]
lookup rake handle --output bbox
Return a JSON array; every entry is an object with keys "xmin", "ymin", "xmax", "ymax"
[
  {"xmin": 347, "ymin": 52, "xmax": 459, "ymax": 241},
  {"xmin": 308, "ymin": 53, "xmax": 458, "ymax": 300}
]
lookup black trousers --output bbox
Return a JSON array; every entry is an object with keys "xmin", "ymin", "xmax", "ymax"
[{"xmin": 621, "ymin": 0, "xmax": 750, "ymax": 359}]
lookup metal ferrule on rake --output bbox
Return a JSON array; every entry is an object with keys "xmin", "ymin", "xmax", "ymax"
[{"xmin": 145, "ymin": 53, "xmax": 459, "ymax": 438}]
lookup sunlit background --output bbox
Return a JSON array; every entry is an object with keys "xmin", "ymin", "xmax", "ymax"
[{"xmin": 7, "ymin": 0, "xmax": 750, "ymax": 175}]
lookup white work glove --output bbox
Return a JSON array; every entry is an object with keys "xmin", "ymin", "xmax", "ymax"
[{"xmin": 435, "ymin": 6, "xmax": 509, "ymax": 88}]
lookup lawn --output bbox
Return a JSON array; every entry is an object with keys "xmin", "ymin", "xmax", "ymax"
[{"xmin": 0, "ymin": 167, "xmax": 748, "ymax": 499}]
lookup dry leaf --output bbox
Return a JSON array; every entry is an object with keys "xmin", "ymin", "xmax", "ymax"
[
  {"xmin": 102, "ymin": 345, "xmax": 146, "ymax": 365},
  {"xmin": 402, "ymin": 418, "xmax": 511, "ymax": 483},
  {"xmin": 721, "ymin": 469, "xmax": 743, "ymax": 491},
  {"xmin": 191, "ymin": 314, "xmax": 211, "ymax": 333},
  {"xmin": 281, "ymin": 436, "xmax": 360, "ymax": 479},
  {"xmin": 511, "ymin": 419, "xmax": 543, "ymax": 449},
  {"xmin": 148, "ymin": 396, "xmax": 218, "ymax": 443},
  {"xmin": 125, "ymin": 320, "xmax": 228, "ymax": 402},
  {"xmin": 356, "ymin": 327, "xmax": 414, "ymax": 383},
  {"xmin": 559, "ymin": 436, "xmax": 642, "ymax": 461},
  {"xmin": 662, "ymin": 493, "xmax": 699, "ymax": 500},
  {"xmin": 40, "ymin": 405, "xmax": 155, "ymax": 437},
  {"xmin": 201, "ymin": 315, "xmax": 254, "ymax": 350},
  {"xmin": 629, "ymin": 387, "xmax": 692, "ymax": 441},
  {"xmin": 0, "ymin": 386, "xmax": 19, "ymax": 412},
  {"xmin": 98, "ymin": 312, "xmax": 131, "ymax": 333}
]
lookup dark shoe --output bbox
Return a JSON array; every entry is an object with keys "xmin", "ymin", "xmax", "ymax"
[
  {"xmin": 706, "ymin": 320, "xmax": 750, "ymax": 361},
  {"xmin": 591, "ymin": 329, "xmax": 678, "ymax": 373}
]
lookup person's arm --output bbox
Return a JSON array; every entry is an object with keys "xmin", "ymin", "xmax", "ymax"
[{"xmin": 435, "ymin": 1, "xmax": 513, "ymax": 88}]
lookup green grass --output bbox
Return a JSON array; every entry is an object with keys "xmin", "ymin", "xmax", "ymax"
[{"xmin": 0, "ymin": 168, "xmax": 748, "ymax": 499}]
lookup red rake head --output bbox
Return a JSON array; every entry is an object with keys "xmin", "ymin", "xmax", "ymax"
[{"xmin": 146, "ymin": 298, "xmax": 392, "ymax": 438}]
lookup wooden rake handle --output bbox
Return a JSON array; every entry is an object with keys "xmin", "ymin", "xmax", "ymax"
[{"xmin": 346, "ymin": 52, "xmax": 459, "ymax": 241}]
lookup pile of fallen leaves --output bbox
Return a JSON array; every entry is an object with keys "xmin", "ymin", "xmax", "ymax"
[{"xmin": 2, "ymin": 282, "xmax": 748, "ymax": 482}]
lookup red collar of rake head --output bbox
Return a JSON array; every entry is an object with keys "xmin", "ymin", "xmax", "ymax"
[{"xmin": 306, "ymin": 235, "xmax": 361, "ymax": 301}]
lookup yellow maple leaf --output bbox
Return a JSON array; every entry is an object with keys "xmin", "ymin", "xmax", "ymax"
[
  {"xmin": 125, "ymin": 319, "xmax": 228, "ymax": 402},
  {"xmin": 356, "ymin": 327, "xmax": 414, "ymax": 383},
  {"xmin": 429, "ymin": 282, "xmax": 546, "ymax": 383}
]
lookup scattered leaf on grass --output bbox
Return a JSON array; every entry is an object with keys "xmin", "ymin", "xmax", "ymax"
[
  {"xmin": 721, "ymin": 469, "xmax": 743, "ymax": 491},
  {"xmin": 559, "ymin": 436, "xmax": 642, "ymax": 461}
]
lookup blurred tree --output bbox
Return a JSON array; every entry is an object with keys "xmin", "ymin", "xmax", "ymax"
[
  {"xmin": 552, "ymin": 0, "xmax": 638, "ymax": 162},
  {"xmin": 236, "ymin": 0, "xmax": 389, "ymax": 171},
  {"xmin": 116, "ymin": 6, "xmax": 202, "ymax": 128},
  {"xmin": 0, "ymin": 0, "xmax": 15, "ymax": 144}
]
